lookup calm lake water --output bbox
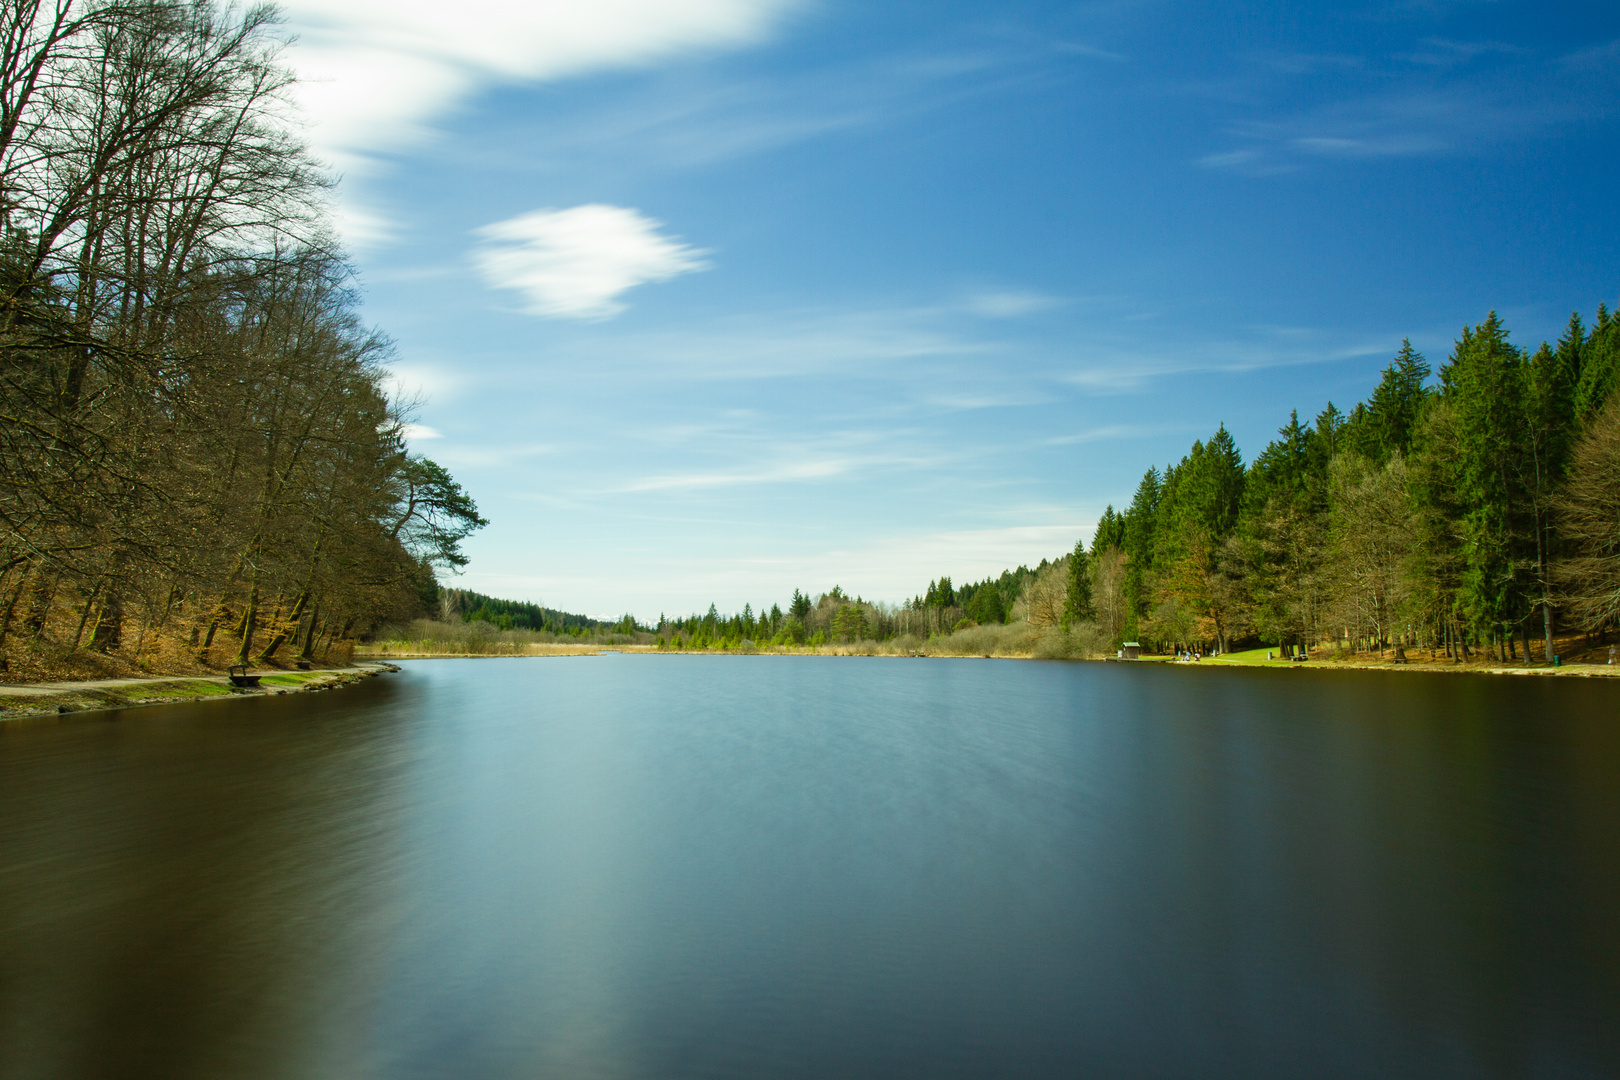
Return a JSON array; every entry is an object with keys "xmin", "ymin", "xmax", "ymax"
[{"xmin": 1, "ymin": 656, "xmax": 1617, "ymax": 1079}]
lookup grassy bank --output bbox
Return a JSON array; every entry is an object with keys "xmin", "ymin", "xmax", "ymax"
[
  {"xmin": 1186, "ymin": 642, "xmax": 1620, "ymax": 676},
  {"xmin": 358, "ymin": 621, "xmax": 1620, "ymax": 676},
  {"xmin": 356, "ymin": 619, "xmax": 1114, "ymax": 661},
  {"xmin": 357, "ymin": 618, "xmax": 654, "ymax": 659},
  {"xmin": 0, "ymin": 665, "xmax": 398, "ymax": 722}
]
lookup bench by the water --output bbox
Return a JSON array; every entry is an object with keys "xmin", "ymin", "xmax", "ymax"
[{"xmin": 227, "ymin": 665, "xmax": 261, "ymax": 688}]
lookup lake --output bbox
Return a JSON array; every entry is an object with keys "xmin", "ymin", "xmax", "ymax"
[{"xmin": 1, "ymin": 656, "xmax": 1616, "ymax": 1079}]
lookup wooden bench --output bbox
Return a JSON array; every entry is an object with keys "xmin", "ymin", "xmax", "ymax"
[{"xmin": 227, "ymin": 665, "xmax": 262, "ymax": 688}]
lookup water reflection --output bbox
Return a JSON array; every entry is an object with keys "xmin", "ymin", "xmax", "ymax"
[
  {"xmin": 0, "ymin": 682, "xmax": 412, "ymax": 1079},
  {"xmin": 1, "ymin": 658, "xmax": 1616, "ymax": 1079}
]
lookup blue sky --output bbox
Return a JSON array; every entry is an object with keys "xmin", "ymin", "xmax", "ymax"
[{"xmin": 277, "ymin": 0, "xmax": 1620, "ymax": 619}]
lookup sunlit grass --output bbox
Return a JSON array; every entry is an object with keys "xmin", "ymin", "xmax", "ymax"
[
  {"xmin": 258, "ymin": 672, "xmax": 326, "ymax": 688},
  {"xmin": 128, "ymin": 680, "xmax": 234, "ymax": 699},
  {"xmin": 1207, "ymin": 646, "xmax": 1289, "ymax": 665}
]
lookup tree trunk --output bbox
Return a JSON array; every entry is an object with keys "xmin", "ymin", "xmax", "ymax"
[
  {"xmin": 234, "ymin": 584, "xmax": 260, "ymax": 666},
  {"xmin": 70, "ymin": 581, "xmax": 102, "ymax": 649},
  {"xmin": 258, "ymin": 586, "xmax": 311, "ymax": 662},
  {"xmin": 89, "ymin": 579, "xmax": 125, "ymax": 652},
  {"xmin": 296, "ymin": 605, "xmax": 321, "ymax": 662},
  {"xmin": 23, "ymin": 570, "xmax": 57, "ymax": 640},
  {"xmin": 0, "ymin": 575, "xmax": 29, "ymax": 657},
  {"xmin": 87, "ymin": 548, "xmax": 132, "ymax": 652}
]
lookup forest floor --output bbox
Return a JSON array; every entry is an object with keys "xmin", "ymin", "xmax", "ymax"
[{"xmin": 0, "ymin": 663, "xmax": 399, "ymax": 722}]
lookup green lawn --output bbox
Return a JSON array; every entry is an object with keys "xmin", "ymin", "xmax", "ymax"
[
  {"xmin": 132, "ymin": 680, "xmax": 234, "ymax": 699},
  {"xmin": 1207, "ymin": 645, "xmax": 1291, "ymax": 665},
  {"xmin": 257, "ymin": 671, "xmax": 327, "ymax": 688}
]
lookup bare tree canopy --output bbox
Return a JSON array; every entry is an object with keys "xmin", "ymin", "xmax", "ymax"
[{"xmin": 0, "ymin": 0, "xmax": 483, "ymax": 678}]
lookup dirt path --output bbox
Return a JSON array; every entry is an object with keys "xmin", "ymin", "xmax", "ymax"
[
  {"xmin": 0, "ymin": 674, "xmax": 234, "ymax": 697},
  {"xmin": 0, "ymin": 663, "xmax": 398, "ymax": 720}
]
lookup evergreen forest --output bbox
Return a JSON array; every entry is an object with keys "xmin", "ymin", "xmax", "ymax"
[
  {"xmin": 437, "ymin": 588, "xmax": 622, "ymax": 636},
  {"xmin": 656, "ymin": 302, "xmax": 1620, "ymax": 664}
]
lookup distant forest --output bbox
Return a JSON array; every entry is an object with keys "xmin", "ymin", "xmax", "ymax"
[
  {"xmin": 654, "ymin": 300, "xmax": 1620, "ymax": 662},
  {"xmin": 438, "ymin": 588, "xmax": 634, "ymax": 636}
]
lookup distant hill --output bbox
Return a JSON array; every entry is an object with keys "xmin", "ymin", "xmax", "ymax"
[{"xmin": 437, "ymin": 588, "xmax": 609, "ymax": 633}]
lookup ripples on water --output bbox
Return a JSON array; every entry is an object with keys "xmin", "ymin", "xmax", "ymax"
[{"xmin": 1, "ymin": 656, "xmax": 1616, "ymax": 1079}]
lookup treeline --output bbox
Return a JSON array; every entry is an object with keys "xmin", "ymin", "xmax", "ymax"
[
  {"xmin": 656, "ymin": 568, "xmax": 1075, "ymax": 651},
  {"xmin": 914, "ymin": 565, "xmax": 1044, "ymax": 629},
  {"xmin": 1079, "ymin": 304, "xmax": 1620, "ymax": 660},
  {"xmin": 437, "ymin": 588, "xmax": 626, "ymax": 636},
  {"xmin": 659, "ymin": 589, "xmax": 873, "ymax": 649},
  {"xmin": 659, "ymin": 300, "xmax": 1620, "ymax": 663},
  {"xmin": 0, "ymin": 1, "xmax": 484, "ymax": 677}
]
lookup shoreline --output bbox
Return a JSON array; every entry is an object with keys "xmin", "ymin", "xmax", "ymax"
[
  {"xmin": 356, "ymin": 648, "xmax": 1620, "ymax": 678},
  {"xmin": 0, "ymin": 663, "xmax": 401, "ymax": 723},
  {"xmin": 1158, "ymin": 657, "xmax": 1620, "ymax": 678},
  {"xmin": 5, "ymin": 651, "xmax": 1610, "ymax": 722}
]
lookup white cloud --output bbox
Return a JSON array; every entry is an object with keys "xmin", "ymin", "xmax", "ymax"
[
  {"xmin": 382, "ymin": 362, "xmax": 467, "ymax": 404},
  {"xmin": 398, "ymin": 423, "xmax": 443, "ymax": 440},
  {"xmin": 623, "ymin": 459, "xmax": 848, "ymax": 492},
  {"xmin": 472, "ymin": 204, "xmax": 710, "ymax": 319},
  {"xmin": 278, "ymin": 0, "xmax": 795, "ymax": 171}
]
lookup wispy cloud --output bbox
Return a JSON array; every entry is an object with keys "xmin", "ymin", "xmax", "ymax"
[
  {"xmin": 1062, "ymin": 330, "xmax": 1391, "ymax": 391},
  {"xmin": 432, "ymin": 442, "xmax": 555, "ymax": 468},
  {"xmin": 279, "ymin": 0, "xmax": 796, "ymax": 170},
  {"xmin": 1561, "ymin": 38, "xmax": 1620, "ymax": 70},
  {"xmin": 1192, "ymin": 30, "xmax": 1616, "ymax": 175},
  {"xmin": 1054, "ymin": 40, "xmax": 1128, "ymax": 63},
  {"xmin": 1196, "ymin": 148, "xmax": 1271, "ymax": 170},
  {"xmin": 539, "ymin": 305, "xmax": 1000, "ymax": 380},
  {"xmin": 398, "ymin": 423, "xmax": 442, "ymax": 441},
  {"xmin": 1043, "ymin": 423, "xmax": 1188, "ymax": 446},
  {"xmin": 382, "ymin": 362, "xmax": 470, "ymax": 405},
  {"xmin": 965, "ymin": 290, "xmax": 1061, "ymax": 317},
  {"xmin": 444, "ymin": 35, "xmax": 1085, "ymax": 185},
  {"xmin": 1198, "ymin": 85, "xmax": 1556, "ymax": 173},
  {"xmin": 1398, "ymin": 38, "xmax": 1525, "ymax": 67},
  {"xmin": 622, "ymin": 459, "xmax": 850, "ymax": 492},
  {"xmin": 460, "ymin": 521, "xmax": 1101, "ymax": 616},
  {"xmin": 1245, "ymin": 51, "xmax": 1363, "ymax": 75},
  {"xmin": 472, "ymin": 204, "xmax": 710, "ymax": 319},
  {"xmin": 922, "ymin": 391, "xmax": 1053, "ymax": 411},
  {"xmin": 626, "ymin": 523, "xmax": 1097, "ymax": 611}
]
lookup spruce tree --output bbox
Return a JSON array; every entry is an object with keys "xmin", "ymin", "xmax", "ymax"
[
  {"xmin": 1436, "ymin": 313, "xmax": 1535, "ymax": 652},
  {"xmin": 1122, "ymin": 467, "xmax": 1163, "ymax": 633},
  {"xmin": 1065, "ymin": 540, "xmax": 1094, "ymax": 625},
  {"xmin": 1091, "ymin": 506, "xmax": 1126, "ymax": 553},
  {"xmin": 1346, "ymin": 341, "xmax": 1432, "ymax": 465}
]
